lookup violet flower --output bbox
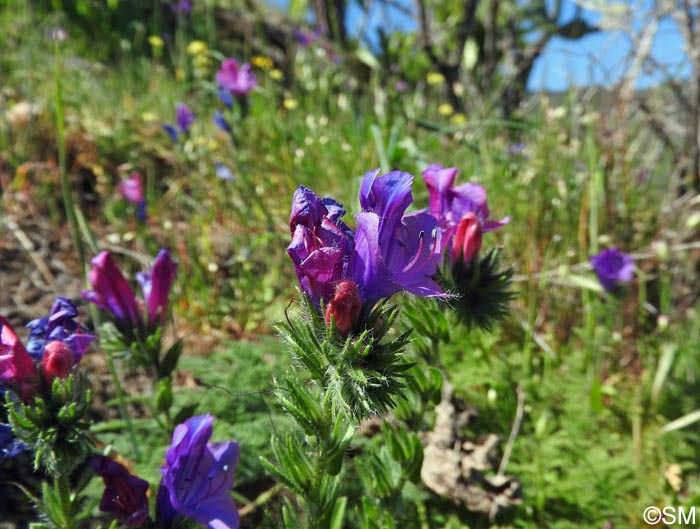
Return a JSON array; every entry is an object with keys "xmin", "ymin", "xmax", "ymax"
[
  {"xmin": 162, "ymin": 123, "xmax": 179, "ymax": 143},
  {"xmin": 0, "ymin": 423, "xmax": 27, "ymax": 462},
  {"xmin": 92, "ymin": 455, "xmax": 150, "ymax": 528},
  {"xmin": 216, "ymin": 59, "xmax": 257, "ymax": 97},
  {"xmin": 590, "ymin": 248, "xmax": 634, "ymax": 292},
  {"xmin": 215, "ymin": 162, "xmax": 234, "ymax": 180},
  {"xmin": 176, "ymin": 103, "xmax": 195, "ymax": 134},
  {"xmin": 287, "ymin": 187, "xmax": 353, "ymax": 309},
  {"xmin": 136, "ymin": 249, "xmax": 178, "ymax": 328},
  {"xmin": 170, "ymin": 0, "xmax": 192, "ymax": 13},
  {"xmin": 351, "ymin": 169, "xmax": 444, "ymax": 301},
  {"xmin": 218, "ymin": 88, "xmax": 234, "ymax": 109},
  {"xmin": 213, "ymin": 111, "xmax": 232, "ymax": 133},
  {"xmin": 158, "ymin": 414, "xmax": 240, "ymax": 529},
  {"xmin": 82, "ymin": 252, "xmax": 140, "ymax": 326},
  {"xmin": 288, "ymin": 170, "xmax": 447, "ymax": 312},
  {"xmin": 26, "ymin": 297, "xmax": 94, "ymax": 365},
  {"xmin": 421, "ymin": 164, "xmax": 509, "ymax": 245}
]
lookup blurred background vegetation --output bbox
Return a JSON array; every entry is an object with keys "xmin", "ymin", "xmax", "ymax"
[{"xmin": 1, "ymin": 0, "xmax": 700, "ymax": 528}]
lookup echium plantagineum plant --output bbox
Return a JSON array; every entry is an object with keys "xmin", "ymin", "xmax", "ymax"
[
  {"xmin": 1, "ymin": 298, "xmax": 96, "ymax": 527},
  {"xmin": 264, "ymin": 169, "xmax": 447, "ymax": 529},
  {"xmin": 82, "ymin": 249, "xmax": 182, "ymax": 431},
  {"xmin": 420, "ymin": 164, "xmax": 515, "ymax": 331}
]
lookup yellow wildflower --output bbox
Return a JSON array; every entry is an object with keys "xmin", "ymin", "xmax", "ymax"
[
  {"xmin": 426, "ymin": 72, "xmax": 444, "ymax": 85},
  {"xmin": 187, "ymin": 40, "xmax": 208, "ymax": 55},
  {"xmin": 141, "ymin": 112, "xmax": 158, "ymax": 123},
  {"xmin": 148, "ymin": 35, "xmax": 164, "ymax": 49},
  {"xmin": 269, "ymin": 69, "xmax": 283, "ymax": 80},
  {"xmin": 438, "ymin": 103, "xmax": 454, "ymax": 116},
  {"xmin": 283, "ymin": 98, "xmax": 298, "ymax": 110},
  {"xmin": 251, "ymin": 55, "xmax": 274, "ymax": 70},
  {"xmin": 450, "ymin": 113, "xmax": 466, "ymax": 125}
]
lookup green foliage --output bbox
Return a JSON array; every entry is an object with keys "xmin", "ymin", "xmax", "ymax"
[{"xmin": 6, "ymin": 374, "xmax": 93, "ymax": 477}]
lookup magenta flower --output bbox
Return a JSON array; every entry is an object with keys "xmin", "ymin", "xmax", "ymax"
[
  {"xmin": 92, "ymin": 455, "xmax": 150, "ymax": 528},
  {"xmin": 0, "ymin": 317, "xmax": 39, "ymax": 401},
  {"xmin": 216, "ymin": 59, "xmax": 257, "ymax": 97},
  {"xmin": 287, "ymin": 187, "xmax": 353, "ymax": 309},
  {"xmin": 590, "ymin": 248, "xmax": 634, "ymax": 292},
  {"xmin": 82, "ymin": 252, "xmax": 140, "ymax": 326},
  {"xmin": 136, "ymin": 249, "xmax": 178, "ymax": 327},
  {"xmin": 421, "ymin": 164, "xmax": 509, "ymax": 245},
  {"xmin": 158, "ymin": 414, "xmax": 240, "ymax": 529},
  {"xmin": 117, "ymin": 172, "xmax": 147, "ymax": 221}
]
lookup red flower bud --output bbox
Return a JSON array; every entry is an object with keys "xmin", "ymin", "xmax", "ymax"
[
  {"xmin": 452, "ymin": 212, "xmax": 483, "ymax": 265},
  {"xmin": 325, "ymin": 281, "xmax": 362, "ymax": 336},
  {"xmin": 42, "ymin": 340, "xmax": 74, "ymax": 383}
]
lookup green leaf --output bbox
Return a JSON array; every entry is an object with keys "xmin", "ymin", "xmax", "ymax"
[
  {"xmin": 160, "ymin": 339, "xmax": 184, "ymax": 378},
  {"xmin": 356, "ymin": 48, "xmax": 381, "ymax": 70},
  {"xmin": 329, "ymin": 496, "xmax": 347, "ymax": 529}
]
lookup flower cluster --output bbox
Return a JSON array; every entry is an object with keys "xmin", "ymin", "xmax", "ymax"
[
  {"xmin": 1, "ymin": 298, "xmax": 93, "ymax": 402},
  {"xmin": 288, "ymin": 169, "xmax": 444, "ymax": 334},
  {"xmin": 82, "ymin": 249, "xmax": 178, "ymax": 332},
  {"xmin": 93, "ymin": 414, "xmax": 240, "ymax": 529}
]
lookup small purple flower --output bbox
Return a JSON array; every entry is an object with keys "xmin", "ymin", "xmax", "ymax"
[
  {"xmin": 507, "ymin": 142, "xmax": 526, "ymax": 155},
  {"xmin": 162, "ymin": 123, "xmax": 179, "ymax": 143},
  {"xmin": 171, "ymin": 0, "xmax": 192, "ymax": 13},
  {"xmin": 422, "ymin": 164, "xmax": 509, "ymax": 244},
  {"xmin": 590, "ymin": 248, "xmax": 634, "ymax": 292},
  {"xmin": 213, "ymin": 111, "xmax": 232, "ymax": 133},
  {"xmin": 25, "ymin": 297, "xmax": 94, "ymax": 364},
  {"xmin": 216, "ymin": 59, "xmax": 257, "ymax": 97},
  {"xmin": 215, "ymin": 162, "xmax": 234, "ymax": 180},
  {"xmin": 0, "ymin": 423, "xmax": 27, "ymax": 462},
  {"xmin": 118, "ymin": 172, "xmax": 144, "ymax": 205},
  {"xmin": 176, "ymin": 103, "xmax": 195, "ymax": 134},
  {"xmin": 158, "ymin": 414, "xmax": 240, "ymax": 529},
  {"xmin": 136, "ymin": 249, "xmax": 178, "ymax": 328},
  {"xmin": 92, "ymin": 455, "xmax": 150, "ymax": 528},
  {"xmin": 82, "ymin": 252, "xmax": 140, "ymax": 326},
  {"xmin": 395, "ymin": 80, "xmax": 408, "ymax": 92},
  {"xmin": 218, "ymin": 88, "xmax": 234, "ymax": 109}
]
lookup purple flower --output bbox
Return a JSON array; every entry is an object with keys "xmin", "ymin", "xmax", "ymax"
[
  {"xmin": 215, "ymin": 162, "xmax": 234, "ymax": 180},
  {"xmin": 287, "ymin": 170, "xmax": 447, "ymax": 310},
  {"xmin": 216, "ymin": 59, "xmax": 257, "ymax": 97},
  {"xmin": 158, "ymin": 414, "xmax": 240, "ymax": 529},
  {"xmin": 176, "ymin": 103, "xmax": 195, "ymax": 134},
  {"xmin": 422, "ymin": 164, "xmax": 509, "ymax": 245},
  {"xmin": 351, "ymin": 169, "xmax": 444, "ymax": 301},
  {"xmin": 82, "ymin": 252, "xmax": 140, "ymax": 326},
  {"xmin": 26, "ymin": 297, "xmax": 94, "ymax": 364},
  {"xmin": 118, "ymin": 172, "xmax": 144, "ymax": 204},
  {"xmin": 288, "ymin": 187, "xmax": 353, "ymax": 309},
  {"xmin": 213, "ymin": 111, "xmax": 232, "ymax": 133},
  {"xmin": 162, "ymin": 123, "xmax": 179, "ymax": 143},
  {"xmin": 171, "ymin": 0, "xmax": 192, "ymax": 13},
  {"xmin": 590, "ymin": 248, "xmax": 634, "ymax": 292},
  {"xmin": 395, "ymin": 80, "xmax": 408, "ymax": 92},
  {"xmin": 92, "ymin": 455, "xmax": 150, "ymax": 527},
  {"xmin": 136, "ymin": 249, "xmax": 178, "ymax": 328},
  {"xmin": 218, "ymin": 88, "xmax": 234, "ymax": 109},
  {"xmin": 0, "ymin": 423, "xmax": 27, "ymax": 462}
]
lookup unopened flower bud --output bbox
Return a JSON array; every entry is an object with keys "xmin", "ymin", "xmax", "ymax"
[
  {"xmin": 452, "ymin": 212, "xmax": 483, "ymax": 265},
  {"xmin": 42, "ymin": 340, "xmax": 74, "ymax": 382},
  {"xmin": 325, "ymin": 281, "xmax": 362, "ymax": 336}
]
